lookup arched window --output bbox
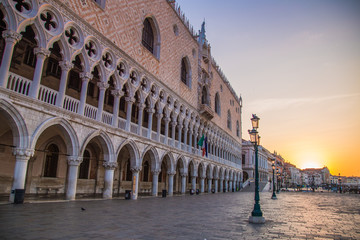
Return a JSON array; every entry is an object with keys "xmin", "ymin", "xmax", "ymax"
[
  {"xmin": 181, "ymin": 57, "xmax": 191, "ymax": 88},
  {"xmin": 215, "ymin": 92, "xmax": 220, "ymax": 115},
  {"xmin": 236, "ymin": 120, "xmax": 240, "ymax": 137},
  {"xmin": 201, "ymin": 86, "xmax": 208, "ymax": 105},
  {"xmin": 142, "ymin": 18, "xmax": 154, "ymax": 54},
  {"xmin": 44, "ymin": 144, "xmax": 59, "ymax": 177},
  {"xmin": 141, "ymin": 17, "xmax": 161, "ymax": 59},
  {"xmin": 79, "ymin": 150, "xmax": 90, "ymax": 179},
  {"xmin": 227, "ymin": 110, "xmax": 232, "ymax": 130}
]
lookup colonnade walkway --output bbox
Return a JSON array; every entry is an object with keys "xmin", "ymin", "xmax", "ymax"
[{"xmin": 1, "ymin": 191, "xmax": 359, "ymax": 239}]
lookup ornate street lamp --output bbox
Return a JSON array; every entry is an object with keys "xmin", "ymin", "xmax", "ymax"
[
  {"xmin": 271, "ymin": 158, "xmax": 277, "ymax": 199},
  {"xmin": 248, "ymin": 114, "xmax": 265, "ymax": 224},
  {"xmin": 276, "ymin": 169, "xmax": 280, "ymax": 193},
  {"xmin": 339, "ymin": 173, "xmax": 342, "ymax": 194}
]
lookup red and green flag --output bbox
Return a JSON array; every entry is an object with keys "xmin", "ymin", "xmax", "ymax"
[{"xmin": 197, "ymin": 134, "xmax": 208, "ymax": 157}]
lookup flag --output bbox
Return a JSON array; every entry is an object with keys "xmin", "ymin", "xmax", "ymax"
[{"xmin": 197, "ymin": 134, "xmax": 208, "ymax": 157}]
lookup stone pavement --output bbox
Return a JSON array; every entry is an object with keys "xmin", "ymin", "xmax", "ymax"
[{"xmin": 0, "ymin": 191, "xmax": 359, "ymax": 240}]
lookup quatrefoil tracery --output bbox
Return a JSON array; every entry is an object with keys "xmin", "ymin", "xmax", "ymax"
[
  {"xmin": 40, "ymin": 12, "xmax": 57, "ymax": 31},
  {"xmin": 117, "ymin": 63, "xmax": 125, "ymax": 77},
  {"xmin": 13, "ymin": 0, "xmax": 30, "ymax": 13},
  {"xmin": 102, "ymin": 53, "xmax": 112, "ymax": 68},
  {"xmin": 85, "ymin": 41, "xmax": 96, "ymax": 57},
  {"xmin": 65, "ymin": 28, "xmax": 78, "ymax": 45}
]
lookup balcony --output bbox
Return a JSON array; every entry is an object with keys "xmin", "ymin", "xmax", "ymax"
[{"xmin": 199, "ymin": 103, "xmax": 214, "ymax": 120}]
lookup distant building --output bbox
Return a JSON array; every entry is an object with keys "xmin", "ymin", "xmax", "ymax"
[{"xmin": 241, "ymin": 140, "xmax": 272, "ymax": 182}]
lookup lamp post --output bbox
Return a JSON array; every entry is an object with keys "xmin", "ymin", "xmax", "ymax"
[
  {"xmin": 248, "ymin": 114, "xmax": 265, "ymax": 224},
  {"xmin": 339, "ymin": 173, "xmax": 342, "ymax": 194},
  {"xmin": 271, "ymin": 158, "xmax": 277, "ymax": 199},
  {"xmin": 276, "ymin": 169, "xmax": 280, "ymax": 193}
]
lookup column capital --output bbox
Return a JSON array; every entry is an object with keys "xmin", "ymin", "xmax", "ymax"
[
  {"xmin": 151, "ymin": 170, "xmax": 161, "ymax": 175},
  {"xmin": 147, "ymin": 108, "xmax": 155, "ymax": 114},
  {"xmin": 156, "ymin": 113, "xmax": 163, "ymax": 119},
  {"xmin": 80, "ymin": 72, "xmax": 93, "ymax": 82},
  {"xmin": 97, "ymin": 81, "xmax": 109, "ymax": 90},
  {"xmin": 13, "ymin": 148, "xmax": 34, "ymax": 158},
  {"xmin": 34, "ymin": 47, "xmax": 51, "ymax": 58},
  {"xmin": 180, "ymin": 173, "xmax": 188, "ymax": 177},
  {"xmin": 137, "ymin": 103, "xmax": 145, "ymax": 110},
  {"xmin": 125, "ymin": 96, "xmax": 134, "ymax": 103},
  {"xmin": 164, "ymin": 117, "xmax": 171, "ymax": 123},
  {"xmin": 130, "ymin": 166, "xmax": 142, "ymax": 173},
  {"xmin": 59, "ymin": 60, "xmax": 74, "ymax": 72},
  {"xmin": 103, "ymin": 161, "xmax": 118, "ymax": 170},
  {"xmin": 167, "ymin": 170, "xmax": 176, "ymax": 176},
  {"xmin": 2, "ymin": 30, "xmax": 22, "ymax": 44},
  {"xmin": 67, "ymin": 156, "xmax": 82, "ymax": 166},
  {"xmin": 111, "ymin": 89, "xmax": 124, "ymax": 97}
]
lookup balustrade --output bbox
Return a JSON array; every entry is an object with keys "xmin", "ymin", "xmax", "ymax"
[{"xmin": 2, "ymin": 75, "xmax": 241, "ymax": 169}]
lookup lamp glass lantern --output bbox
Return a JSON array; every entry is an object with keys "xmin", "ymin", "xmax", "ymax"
[
  {"xmin": 248, "ymin": 129, "xmax": 258, "ymax": 144},
  {"xmin": 251, "ymin": 114, "xmax": 260, "ymax": 129}
]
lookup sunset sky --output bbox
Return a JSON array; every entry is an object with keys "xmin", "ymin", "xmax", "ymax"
[{"xmin": 176, "ymin": 0, "xmax": 360, "ymax": 177}]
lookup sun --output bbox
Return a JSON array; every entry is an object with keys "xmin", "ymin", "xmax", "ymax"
[{"xmin": 297, "ymin": 152, "xmax": 325, "ymax": 169}]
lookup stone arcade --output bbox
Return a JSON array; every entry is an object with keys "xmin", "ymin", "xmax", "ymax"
[{"xmin": 0, "ymin": 0, "xmax": 243, "ymax": 202}]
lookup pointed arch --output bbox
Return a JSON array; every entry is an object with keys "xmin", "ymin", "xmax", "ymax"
[
  {"xmin": 80, "ymin": 130, "xmax": 114, "ymax": 163},
  {"xmin": 160, "ymin": 151, "xmax": 175, "ymax": 172},
  {"xmin": 30, "ymin": 117, "xmax": 79, "ymax": 156},
  {"xmin": 0, "ymin": 99, "xmax": 29, "ymax": 149},
  {"xmin": 180, "ymin": 56, "xmax": 191, "ymax": 88},
  {"xmin": 141, "ymin": 145, "xmax": 159, "ymax": 171},
  {"xmin": 116, "ymin": 139, "xmax": 140, "ymax": 168},
  {"xmin": 141, "ymin": 16, "xmax": 161, "ymax": 59}
]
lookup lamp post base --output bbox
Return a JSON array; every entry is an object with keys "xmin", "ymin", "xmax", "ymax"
[
  {"xmin": 249, "ymin": 216, "xmax": 266, "ymax": 224},
  {"xmin": 271, "ymin": 195, "xmax": 277, "ymax": 200}
]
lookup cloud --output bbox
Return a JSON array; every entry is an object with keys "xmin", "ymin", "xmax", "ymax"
[{"xmin": 247, "ymin": 93, "xmax": 360, "ymax": 112}]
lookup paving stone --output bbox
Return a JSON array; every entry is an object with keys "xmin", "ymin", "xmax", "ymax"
[{"xmin": 0, "ymin": 192, "xmax": 359, "ymax": 239}]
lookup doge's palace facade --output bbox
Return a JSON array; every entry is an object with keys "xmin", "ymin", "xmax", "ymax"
[{"xmin": 0, "ymin": 0, "xmax": 243, "ymax": 202}]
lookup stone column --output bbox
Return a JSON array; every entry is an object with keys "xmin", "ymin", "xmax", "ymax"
[
  {"xmin": 147, "ymin": 108, "xmax": 154, "ymax": 139},
  {"xmin": 56, "ymin": 61, "xmax": 73, "ymax": 107},
  {"xmin": 219, "ymin": 178, "xmax": 224, "ymax": 193},
  {"xmin": 164, "ymin": 117, "xmax": 170, "ymax": 144},
  {"xmin": 130, "ymin": 166, "xmax": 141, "ymax": 200},
  {"xmin": 200, "ymin": 177, "xmax": 205, "ymax": 193},
  {"xmin": 191, "ymin": 175, "xmax": 197, "ymax": 191},
  {"xmin": 214, "ymin": 178, "xmax": 219, "ymax": 193},
  {"xmin": 188, "ymin": 127, "xmax": 193, "ymax": 152},
  {"xmin": 0, "ymin": 30, "xmax": 22, "ymax": 88},
  {"xmin": 229, "ymin": 180, "xmax": 233, "ymax": 192},
  {"xmin": 103, "ymin": 161, "xmax": 117, "ymax": 199},
  {"xmin": 224, "ymin": 178, "xmax": 228, "ymax": 192},
  {"xmin": 151, "ymin": 170, "xmax": 160, "ymax": 196},
  {"xmin": 66, "ymin": 156, "xmax": 82, "ymax": 200},
  {"xmin": 96, "ymin": 82, "xmax": 109, "ymax": 121},
  {"xmin": 193, "ymin": 132, "xmax": 198, "ymax": 153},
  {"xmin": 180, "ymin": 173, "xmax": 187, "ymax": 194},
  {"xmin": 29, "ymin": 48, "xmax": 51, "ymax": 98},
  {"xmin": 125, "ymin": 97, "xmax": 134, "ymax": 131},
  {"xmin": 137, "ymin": 103, "xmax": 145, "ymax": 135},
  {"xmin": 177, "ymin": 124, "xmax": 183, "ymax": 149},
  {"xmin": 9, "ymin": 148, "xmax": 34, "ymax": 202},
  {"xmin": 183, "ymin": 126, "xmax": 188, "ymax": 151},
  {"xmin": 167, "ymin": 171, "xmax": 175, "ymax": 196},
  {"xmin": 207, "ymin": 178, "xmax": 212, "ymax": 193},
  {"xmin": 78, "ymin": 72, "xmax": 92, "ymax": 115},
  {"xmin": 171, "ymin": 121, "xmax": 177, "ymax": 147},
  {"xmin": 156, "ymin": 113, "xmax": 162, "ymax": 142},
  {"xmin": 111, "ymin": 89, "xmax": 123, "ymax": 127}
]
